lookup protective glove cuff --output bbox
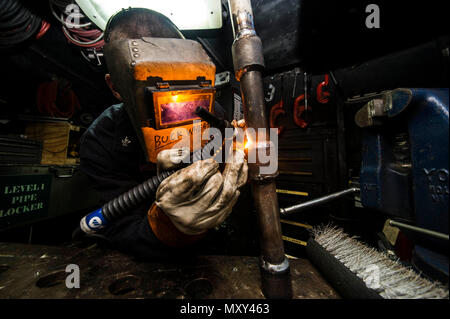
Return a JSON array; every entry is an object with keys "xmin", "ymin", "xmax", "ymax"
[{"xmin": 147, "ymin": 202, "xmax": 206, "ymax": 247}]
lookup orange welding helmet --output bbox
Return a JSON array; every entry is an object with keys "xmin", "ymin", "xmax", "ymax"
[{"xmin": 103, "ymin": 9, "xmax": 215, "ymax": 163}]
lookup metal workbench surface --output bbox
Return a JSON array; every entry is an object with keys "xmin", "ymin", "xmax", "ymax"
[{"xmin": 0, "ymin": 242, "xmax": 339, "ymax": 299}]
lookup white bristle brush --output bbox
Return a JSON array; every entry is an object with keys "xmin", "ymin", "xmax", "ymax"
[{"xmin": 310, "ymin": 224, "xmax": 449, "ymax": 299}]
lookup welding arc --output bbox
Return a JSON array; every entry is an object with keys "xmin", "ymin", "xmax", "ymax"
[{"xmin": 0, "ymin": 0, "xmax": 42, "ymax": 49}]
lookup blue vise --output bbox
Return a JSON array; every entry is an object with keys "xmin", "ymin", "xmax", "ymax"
[{"xmin": 356, "ymin": 88, "xmax": 449, "ymax": 282}]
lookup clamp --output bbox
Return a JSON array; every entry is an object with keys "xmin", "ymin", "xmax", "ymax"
[
  {"xmin": 316, "ymin": 74, "xmax": 330, "ymax": 104},
  {"xmin": 293, "ymin": 93, "xmax": 312, "ymax": 128},
  {"xmin": 269, "ymin": 99, "xmax": 285, "ymax": 135}
]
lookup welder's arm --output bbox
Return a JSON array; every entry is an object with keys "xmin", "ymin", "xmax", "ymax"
[
  {"xmin": 149, "ymin": 149, "xmax": 248, "ymax": 246},
  {"xmin": 79, "ymin": 121, "xmax": 179, "ymax": 259},
  {"xmin": 80, "ymin": 157, "xmax": 176, "ymax": 259}
]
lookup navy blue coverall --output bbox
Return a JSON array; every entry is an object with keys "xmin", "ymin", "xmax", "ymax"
[{"xmin": 79, "ymin": 103, "xmax": 232, "ymax": 260}]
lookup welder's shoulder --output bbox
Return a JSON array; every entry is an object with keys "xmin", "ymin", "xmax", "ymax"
[
  {"xmin": 85, "ymin": 103, "xmax": 123, "ymax": 136},
  {"xmin": 79, "ymin": 103, "xmax": 126, "ymax": 161}
]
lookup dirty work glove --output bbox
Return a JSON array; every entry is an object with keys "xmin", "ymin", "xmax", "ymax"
[
  {"xmin": 155, "ymin": 150, "xmax": 248, "ymax": 235},
  {"xmin": 156, "ymin": 147, "xmax": 190, "ymax": 175}
]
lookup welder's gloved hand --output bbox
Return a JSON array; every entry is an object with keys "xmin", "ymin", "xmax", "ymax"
[
  {"xmin": 155, "ymin": 150, "xmax": 248, "ymax": 235},
  {"xmin": 156, "ymin": 147, "xmax": 190, "ymax": 175}
]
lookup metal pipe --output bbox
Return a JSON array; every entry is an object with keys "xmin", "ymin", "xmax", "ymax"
[
  {"xmin": 389, "ymin": 220, "xmax": 449, "ymax": 241},
  {"xmin": 280, "ymin": 188, "xmax": 360, "ymax": 216},
  {"xmin": 228, "ymin": 0, "xmax": 292, "ymax": 299}
]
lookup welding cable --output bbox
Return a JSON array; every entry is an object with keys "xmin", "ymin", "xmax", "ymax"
[
  {"xmin": 51, "ymin": 0, "xmax": 75, "ymax": 8},
  {"xmin": 80, "ymin": 170, "xmax": 175, "ymax": 234},
  {"xmin": 48, "ymin": 0, "xmax": 92, "ymax": 28},
  {"xmin": 0, "ymin": 0, "xmax": 42, "ymax": 49},
  {"xmin": 0, "ymin": 0, "xmax": 20, "ymax": 22},
  {"xmin": 0, "ymin": 16, "xmax": 42, "ymax": 48},
  {"xmin": 62, "ymin": 25, "xmax": 104, "ymax": 48},
  {"xmin": 48, "ymin": 0, "xmax": 105, "ymax": 66},
  {"xmin": 36, "ymin": 20, "xmax": 51, "ymax": 39},
  {"xmin": 0, "ymin": 0, "xmax": 33, "ymax": 30},
  {"xmin": 0, "ymin": 4, "xmax": 28, "ymax": 29},
  {"xmin": 52, "ymin": 2, "xmax": 104, "ymax": 49}
]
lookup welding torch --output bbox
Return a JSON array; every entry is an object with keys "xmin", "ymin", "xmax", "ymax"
[
  {"xmin": 79, "ymin": 108, "xmax": 237, "ymax": 234},
  {"xmin": 192, "ymin": 106, "xmax": 234, "ymax": 162}
]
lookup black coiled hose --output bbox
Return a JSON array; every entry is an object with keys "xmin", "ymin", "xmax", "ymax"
[
  {"xmin": 76, "ymin": 170, "xmax": 176, "ymax": 237},
  {"xmin": 98, "ymin": 137, "xmax": 224, "ymax": 223},
  {"xmin": 101, "ymin": 170, "xmax": 175, "ymax": 222},
  {"xmin": 77, "ymin": 126, "xmax": 225, "ymax": 237},
  {"xmin": 0, "ymin": 0, "xmax": 42, "ymax": 49}
]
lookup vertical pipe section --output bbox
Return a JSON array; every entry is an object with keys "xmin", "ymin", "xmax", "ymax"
[{"xmin": 228, "ymin": 0, "xmax": 292, "ymax": 299}]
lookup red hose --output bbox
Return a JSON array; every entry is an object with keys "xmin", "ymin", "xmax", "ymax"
[
  {"xmin": 36, "ymin": 80, "xmax": 80, "ymax": 118},
  {"xmin": 62, "ymin": 26, "xmax": 104, "ymax": 49},
  {"xmin": 36, "ymin": 20, "xmax": 50, "ymax": 40}
]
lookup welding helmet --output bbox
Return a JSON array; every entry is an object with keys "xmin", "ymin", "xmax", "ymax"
[{"xmin": 103, "ymin": 35, "xmax": 216, "ymax": 163}]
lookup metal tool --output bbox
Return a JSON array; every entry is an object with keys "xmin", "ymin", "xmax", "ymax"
[
  {"xmin": 357, "ymin": 88, "xmax": 449, "ymax": 281},
  {"xmin": 303, "ymin": 71, "xmax": 308, "ymax": 111},
  {"xmin": 195, "ymin": 106, "xmax": 232, "ymax": 131},
  {"xmin": 388, "ymin": 220, "xmax": 449, "ymax": 241},
  {"xmin": 292, "ymin": 67, "xmax": 301, "ymax": 98},
  {"xmin": 269, "ymin": 75, "xmax": 285, "ymax": 135},
  {"xmin": 269, "ymin": 100, "xmax": 285, "ymax": 135},
  {"xmin": 292, "ymin": 71, "xmax": 312, "ymax": 128},
  {"xmin": 316, "ymin": 74, "xmax": 330, "ymax": 104},
  {"xmin": 280, "ymin": 188, "xmax": 360, "ymax": 216},
  {"xmin": 293, "ymin": 94, "xmax": 310, "ymax": 128},
  {"xmin": 194, "ymin": 106, "xmax": 235, "ymax": 162}
]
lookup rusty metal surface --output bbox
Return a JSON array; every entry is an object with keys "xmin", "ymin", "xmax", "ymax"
[
  {"xmin": 0, "ymin": 242, "xmax": 339, "ymax": 299},
  {"xmin": 229, "ymin": 0, "xmax": 293, "ymax": 299}
]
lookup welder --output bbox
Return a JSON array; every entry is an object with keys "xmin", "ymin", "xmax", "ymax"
[{"xmin": 78, "ymin": 8, "xmax": 248, "ymax": 260}]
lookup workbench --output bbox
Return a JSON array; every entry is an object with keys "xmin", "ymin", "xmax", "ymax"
[{"xmin": 0, "ymin": 242, "xmax": 339, "ymax": 299}]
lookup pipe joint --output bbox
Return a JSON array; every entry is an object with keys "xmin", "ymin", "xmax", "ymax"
[
  {"xmin": 232, "ymin": 36, "xmax": 265, "ymax": 81},
  {"xmin": 260, "ymin": 256, "xmax": 290, "ymax": 275},
  {"xmin": 247, "ymin": 140, "xmax": 279, "ymax": 182},
  {"xmin": 234, "ymin": 10, "xmax": 256, "ymax": 39}
]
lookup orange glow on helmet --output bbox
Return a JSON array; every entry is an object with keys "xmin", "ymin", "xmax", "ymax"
[{"xmin": 103, "ymin": 37, "xmax": 216, "ymax": 163}]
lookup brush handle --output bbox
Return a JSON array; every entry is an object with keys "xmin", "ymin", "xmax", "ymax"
[{"xmin": 306, "ymin": 238, "xmax": 382, "ymax": 299}]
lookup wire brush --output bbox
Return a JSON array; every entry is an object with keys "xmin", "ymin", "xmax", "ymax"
[{"xmin": 308, "ymin": 224, "xmax": 448, "ymax": 299}]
